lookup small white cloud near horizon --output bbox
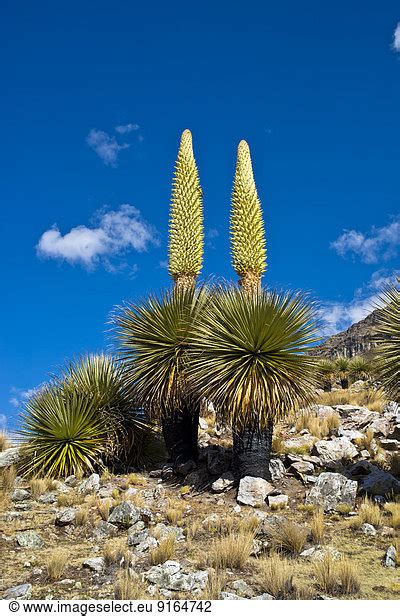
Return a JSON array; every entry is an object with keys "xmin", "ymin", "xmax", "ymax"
[
  {"xmin": 86, "ymin": 129, "xmax": 129, "ymax": 166},
  {"xmin": 393, "ymin": 23, "xmax": 400, "ymax": 51},
  {"xmin": 9, "ymin": 385, "xmax": 46, "ymax": 408},
  {"xmin": 36, "ymin": 204, "xmax": 158, "ymax": 270},
  {"xmin": 331, "ymin": 218, "xmax": 400, "ymax": 264},
  {"xmin": 115, "ymin": 123, "xmax": 140, "ymax": 134},
  {"xmin": 318, "ymin": 269, "xmax": 398, "ymax": 336}
]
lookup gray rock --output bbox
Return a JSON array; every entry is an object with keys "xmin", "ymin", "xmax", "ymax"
[
  {"xmin": 220, "ymin": 592, "xmax": 245, "ymax": 600},
  {"xmin": 338, "ymin": 406, "xmax": 379, "ymax": 430},
  {"xmin": 78, "ymin": 473, "xmax": 100, "ymax": 494},
  {"xmin": 360, "ymin": 523, "xmax": 377, "ymax": 536},
  {"xmin": 55, "ymin": 508, "xmax": 76, "ymax": 526},
  {"xmin": 153, "ymin": 523, "xmax": 185, "ymax": 541},
  {"xmin": 93, "ymin": 521, "xmax": 118, "ymax": 540},
  {"xmin": 211, "ymin": 472, "xmax": 235, "ymax": 493},
  {"xmin": 237, "ymin": 476, "xmax": 274, "ymax": 507},
  {"xmin": 108, "ymin": 501, "xmax": 140, "ymax": 528},
  {"xmin": 135, "ymin": 536, "xmax": 157, "ymax": 553},
  {"xmin": 369, "ymin": 417, "xmax": 391, "ymax": 438},
  {"xmin": 305, "ymin": 472, "xmax": 357, "ymax": 511},
  {"xmin": 11, "ymin": 488, "xmax": 30, "ymax": 502},
  {"xmin": 269, "ymin": 458, "xmax": 286, "ymax": 481},
  {"xmin": 337, "ymin": 428, "xmax": 364, "ymax": 441},
  {"xmin": 252, "ymin": 593, "xmax": 274, "ymax": 600},
  {"xmin": 348, "ymin": 461, "xmax": 400, "ymax": 497},
  {"xmin": 285, "ymin": 434, "xmax": 315, "ymax": 451},
  {"xmin": 145, "ymin": 561, "xmax": 208, "ymax": 592},
  {"xmin": 207, "ymin": 449, "xmax": 230, "ymax": 475},
  {"xmin": 3, "ymin": 583, "xmax": 32, "ymax": 599},
  {"xmin": 268, "ymin": 494, "xmax": 288, "ymax": 509},
  {"xmin": 300, "ymin": 546, "xmax": 341, "ymax": 561},
  {"xmin": 227, "ymin": 579, "xmax": 254, "ymax": 598},
  {"xmin": 82, "ymin": 557, "xmax": 105, "ymax": 573},
  {"xmin": 313, "ymin": 437, "xmax": 357, "ymax": 469},
  {"xmin": 64, "ymin": 475, "xmax": 77, "ymax": 487},
  {"xmin": 128, "ymin": 529, "xmax": 149, "ymax": 546},
  {"xmin": 16, "ymin": 530, "xmax": 44, "ymax": 548},
  {"xmin": 383, "ymin": 545, "xmax": 397, "ymax": 568},
  {"xmin": 0, "ymin": 447, "xmax": 20, "ymax": 469},
  {"xmin": 39, "ymin": 491, "xmax": 58, "ymax": 504},
  {"xmin": 289, "ymin": 461, "xmax": 315, "ymax": 476},
  {"xmin": 379, "ymin": 439, "xmax": 399, "ymax": 451},
  {"xmin": 199, "ymin": 417, "xmax": 208, "ymax": 431}
]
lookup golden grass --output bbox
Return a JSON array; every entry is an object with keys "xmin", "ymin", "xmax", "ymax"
[
  {"xmin": 335, "ymin": 503, "xmax": 353, "ymax": 515},
  {"xmin": 270, "ymin": 520, "xmax": 308, "ymax": 555},
  {"xmin": 1, "ymin": 465, "xmax": 17, "ymax": 492},
  {"xmin": 114, "ymin": 570, "xmax": 146, "ymax": 600},
  {"xmin": 185, "ymin": 519, "xmax": 202, "ymax": 545},
  {"xmin": 295, "ymin": 411, "xmax": 339, "ymax": 438},
  {"xmin": 337, "ymin": 558, "xmax": 361, "ymax": 595},
  {"xmin": 201, "ymin": 570, "xmax": 226, "ymax": 600},
  {"xmin": 257, "ymin": 554, "xmax": 294, "ymax": 598},
  {"xmin": 206, "ymin": 531, "xmax": 254, "ymax": 570},
  {"xmin": 313, "ymin": 554, "xmax": 360, "ymax": 596},
  {"xmin": 313, "ymin": 553, "xmax": 338, "ymax": 594},
  {"xmin": 129, "ymin": 492, "xmax": 145, "ymax": 508},
  {"xmin": 30, "ymin": 478, "xmax": 50, "ymax": 497},
  {"xmin": 97, "ymin": 498, "xmax": 112, "ymax": 521},
  {"xmin": 297, "ymin": 503, "xmax": 316, "ymax": 514},
  {"xmin": 310, "ymin": 510, "xmax": 325, "ymax": 544},
  {"xmin": 75, "ymin": 506, "xmax": 89, "ymax": 526},
  {"xmin": 383, "ymin": 502, "xmax": 400, "ymax": 529},
  {"xmin": 166, "ymin": 499, "xmax": 185, "ymax": 525},
  {"xmin": 317, "ymin": 388, "xmax": 388, "ymax": 413},
  {"xmin": 57, "ymin": 491, "xmax": 83, "ymax": 507},
  {"xmin": 103, "ymin": 538, "xmax": 130, "ymax": 566},
  {"xmin": 0, "ymin": 432, "xmax": 9, "ymax": 452},
  {"xmin": 47, "ymin": 548, "xmax": 69, "ymax": 581},
  {"xmin": 272, "ymin": 432, "xmax": 285, "ymax": 455},
  {"xmin": 358, "ymin": 498, "xmax": 382, "ymax": 527},
  {"xmin": 127, "ymin": 473, "xmax": 147, "ymax": 486},
  {"xmin": 149, "ymin": 535, "xmax": 176, "ymax": 565}
]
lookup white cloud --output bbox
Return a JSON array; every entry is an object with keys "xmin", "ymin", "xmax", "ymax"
[
  {"xmin": 86, "ymin": 129, "xmax": 129, "ymax": 166},
  {"xmin": 393, "ymin": 23, "xmax": 400, "ymax": 51},
  {"xmin": 115, "ymin": 123, "xmax": 140, "ymax": 134},
  {"xmin": 319, "ymin": 269, "xmax": 399, "ymax": 336},
  {"xmin": 36, "ymin": 204, "xmax": 158, "ymax": 269},
  {"xmin": 9, "ymin": 385, "xmax": 46, "ymax": 408},
  {"xmin": 331, "ymin": 218, "xmax": 400, "ymax": 264},
  {"xmin": 0, "ymin": 414, "xmax": 7, "ymax": 430}
]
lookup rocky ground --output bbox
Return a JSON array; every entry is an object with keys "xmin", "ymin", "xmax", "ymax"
[{"xmin": 1, "ymin": 386, "xmax": 399, "ymax": 601}]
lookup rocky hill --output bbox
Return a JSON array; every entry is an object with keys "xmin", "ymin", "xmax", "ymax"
[{"xmin": 314, "ymin": 308, "xmax": 382, "ymax": 358}]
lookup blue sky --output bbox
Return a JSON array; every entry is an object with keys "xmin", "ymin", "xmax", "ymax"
[{"xmin": 1, "ymin": 1, "xmax": 399, "ymax": 430}]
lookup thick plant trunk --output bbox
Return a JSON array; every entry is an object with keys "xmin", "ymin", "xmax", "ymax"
[
  {"xmin": 340, "ymin": 378, "xmax": 349, "ymax": 389},
  {"xmin": 161, "ymin": 400, "xmax": 199, "ymax": 466},
  {"xmin": 232, "ymin": 419, "xmax": 273, "ymax": 481},
  {"xmin": 323, "ymin": 380, "xmax": 332, "ymax": 392}
]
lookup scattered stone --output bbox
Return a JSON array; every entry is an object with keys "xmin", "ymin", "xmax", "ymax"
[
  {"xmin": 313, "ymin": 437, "xmax": 357, "ymax": 469},
  {"xmin": 128, "ymin": 529, "xmax": 149, "ymax": 547},
  {"xmin": 348, "ymin": 461, "xmax": 400, "ymax": 497},
  {"xmin": 144, "ymin": 560, "xmax": 208, "ymax": 592},
  {"xmin": 153, "ymin": 523, "xmax": 185, "ymax": 541},
  {"xmin": 220, "ymin": 592, "xmax": 245, "ymax": 600},
  {"xmin": 199, "ymin": 417, "xmax": 208, "ymax": 431},
  {"xmin": 64, "ymin": 475, "xmax": 77, "ymax": 487},
  {"xmin": 3, "ymin": 583, "xmax": 32, "ymax": 600},
  {"xmin": 268, "ymin": 494, "xmax": 288, "ymax": 509},
  {"xmin": 108, "ymin": 502, "xmax": 140, "ymax": 528},
  {"xmin": 16, "ymin": 530, "xmax": 44, "ymax": 548},
  {"xmin": 0, "ymin": 447, "xmax": 20, "ymax": 469},
  {"xmin": 360, "ymin": 523, "xmax": 377, "ymax": 537},
  {"xmin": 305, "ymin": 472, "xmax": 357, "ymax": 511},
  {"xmin": 176, "ymin": 460, "xmax": 197, "ymax": 476},
  {"xmin": 227, "ymin": 579, "xmax": 254, "ymax": 598},
  {"xmin": 300, "ymin": 546, "xmax": 340, "ymax": 561},
  {"xmin": 211, "ymin": 472, "xmax": 235, "ymax": 493},
  {"xmin": 11, "ymin": 488, "xmax": 30, "ymax": 502},
  {"xmin": 39, "ymin": 491, "xmax": 58, "ymax": 504},
  {"xmin": 269, "ymin": 458, "xmax": 286, "ymax": 481},
  {"xmin": 136, "ymin": 537, "xmax": 158, "ymax": 553},
  {"xmin": 380, "ymin": 526, "xmax": 395, "ymax": 538},
  {"xmin": 337, "ymin": 428, "xmax": 364, "ymax": 441},
  {"xmin": 383, "ymin": 545, "xmax": 397, "ymax": 568},
  {"xmin": 82, "ymin": 557, "xmax": 105, "ymax": 573},
  {"xmin": 161, "ymin": 466, "xmax": 174, "ymax": 480},
  {"xmin": 237, "ymin": 476, "xmax": 274, "ymax": 507},
  {"xmin": 285, "ymin": 434, "xmax": 315, "ymax": 451},
  {"xmin": 78, "ymin": 473, "xmax": 100, "ymax": 494},
  {"xmin": 93, "ymin": 521, "xmax": 118, "ymax": 540},
  {"xmin": 55, "ymin": 508, "xmax": 76, "ymax": 526},
  {"xmin": 252, "ymin": 593, "xmax": 274, "ymax": 600},
  {"xmin": 289, "ymin": 461, "xmax": 314, "ymax": 476},
  {"xmin": 153, "ymin": 485, "xmax": 166, "ymax": 499}
]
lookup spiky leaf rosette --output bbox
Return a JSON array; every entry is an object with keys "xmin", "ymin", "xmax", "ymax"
[
  {"xmin": 374, "ymin": 280, "xmax": 400, "ymax": 400},
  {"xmin": 188, "ymin": 286, "xmax": 318, "ymax": 431},
  {"xmin": 230, "ymin": 140, "xmax": 266, "ymax": 291},
  {"xmin": 20, "ymin": 385, "xmax": 110, "ymax": 477},
  {"xmin": 168, "ymin": 129, "xmax": 204, "ymax": 287},
  {"xmin": 114, "ymin": 286, "xmax": 209, "ymax": 416}
]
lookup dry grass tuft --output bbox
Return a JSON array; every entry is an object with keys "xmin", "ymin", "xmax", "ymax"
[
  {"xmin": 104, "ymin": 538, "xmax": 130, "ymax": 567},
  {"xmin": 337, "ymin": 558, "xmax": 361, "ymax": 595},
  {"xmin": 127, "ymin": 473, "xmax": 147, "ymax": 486},
  {"xmin": 166, "ymin": 500, "xmax": 184, "ymax": 525},
  {"xmin": 270, "ymin": 520, "xmax": 308, "ymax": 555},
  {"xmin": 310, "ymin": 510, "xmax": 325, "ymax": 544},
  {"xmin": 149, "ymin": 535, "xmax": 175, "ymax": 565},
  {"xmin": 317, "ymin": 388, "xmax": 387, "ymax": 413},
  {"xmin": 314, "ymin": 554, "xmax": 360, "ymax": 596},
  {"xmin": 297, "ymin": 503, "xmax": 316, "ymax": 515},
  {"xmin": 335, "ymin": 503, "xmax": 353, "ymax": 515},
  {"xmin": 129, "ymin": 492, "xmax": 145, "ymax": 509},
  {"xmin": 295, "ymin": 411, "xmax": 338, "ymax": 439},
  {"xmin": 201, "ymin": 570, "xmax": 226, "ymax": 600},
  {"xmin": 30, "ymin": 478, "xmax": 50, "ymax": 497},
  {"xmin": 272, "ymin": 432, "xmax": 285, "ymax": 455},
  {"xmin": 75, "ymin": 506, "xmax": 89, "ymax": 526},
  {"xmin": 358, "ymin": 497, "xmax": 382, "ymax": 527},
  {"xmin": 1, "ymin": 465, "xmax": 17, "ymax": 492},
  {"xmin": 0, "ymin": 432, "xmax": 9, "ymax": 452},
  {"xmin": 114, "ymin": 570, "xmax": 146, "ymax": 600},
  {"xmin": 383, "ymin": 502, "xmax": 400, "ymax": 530},
  {"xmin": 47, "ymin": 548, "xmax": 69, "ymax": 581},
  {"xmin": 185, "ymin": 519, "xmax": 202, "ymax": 545},
  {"xmin": 57, "ymin": 491, "xmax": 83, "ymax": 507},
  {"xmin": 206, "ymin": 531, "xmax": 254, "ymax": 570},
  {"xmin": 257, "ymin": 554, "xmax": 294, "ymax": 598},
  {"xmin": 97, "ymin": 498, "xmax": 112, "ymax": 521}
]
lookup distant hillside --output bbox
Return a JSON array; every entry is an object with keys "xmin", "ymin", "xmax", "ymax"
[{"xmin": 314, "ymin": 308, "xmax": 383, "ymax": 358}]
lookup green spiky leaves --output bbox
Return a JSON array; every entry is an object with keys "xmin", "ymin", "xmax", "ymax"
[
  {"xmin": 230, "ymin": 140, "xmax": 266, "ymax": 287},
  {"xmin": 168, "ymin": 129, "xmax": 204, "ymax": 286},
  {"xmin": 375, "ymin": 280, "xmax": 400, "ymax": 401}
]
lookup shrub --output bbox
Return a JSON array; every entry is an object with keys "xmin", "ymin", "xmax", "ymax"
[
  {"xmin": 97, "ymin": 498, "xmax": 112, "ymax": 521},
  {"xmin": 313, "ymin": 553, "xmax": 338, "ymax": 594},
  {"xmin": 258, "ymin": 554, "xmax": 294, "ymax": 598},
  {"xmin": 270, "ymin": 520, "xmax": 308, "ymax": 555},
  {"xmin": 202, "ymin": 570, "xmax": 226, "ymax": 600},
  {"xmin": 310, "ymin": 510, "xmax": 325, "ymax": 544},
  {"xmin": 114, "ymin": 570, "xmax": 146, "ymax": 600},
  {"xmin": 0, "ymin": 432, "xmax": 9, "ymax": 452},
  {"xmin": 47, "ymin": 548, "xmax": 69, "ymax": 581},
  {"xmin": 337, "ymin": 558, "xmax": 360, "ymax": 595},
  {"xmin": 1, "ymin": 465, "xmax": 17, "ymax": 492},
  {"xmin": 207, "ymin": 531, "xmax": 254, "ymax": 570},
  {"xmin": 358, "ymin": 497, "xmax": 382, "ymax": 527},
  {"xmin": 104, "ymin": 538, "xmax": 130, "ymax": 567},
  {"xmin": 383, "ymin": 502, "xmax": 400, "ymax": 530},
  {"xmin": 149, "ymin": 535, "xmax": 176, "ymax": 565},
  {"xmin": 75, "ymin": 506, "xmax": 89, "ymax": 526}
]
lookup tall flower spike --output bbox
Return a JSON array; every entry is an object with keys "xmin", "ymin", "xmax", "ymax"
[
  {"xmin": 230, "ymin": 140, "xmax": 266, "ymax": 293},
  {"xmin": 168, "ymin": 129, "xmax": 204, "ymax": 289}
]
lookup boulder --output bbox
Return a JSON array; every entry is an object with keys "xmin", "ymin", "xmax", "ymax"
[
  {"xmin": 289, "ymin": 461, "xmax": 315, "ymax": 476},
  {"xmin": 226, "ymin": 579, "xmax": 255, "ymax": 598},
  {"xmin": 78, "ymin": 473, "xmax": 100, "ymax": 494},
  {"xmin": 107, "ymin": 502, "xmax": 140, "ymax": 528},
  {"xmin": 144, "ymin": 560, "xmax": 208, "ymax": 592},
  {"xmin": 211, "ymin": 472, "xmax": 235, "ymax": 493},
  {"xmin": 269, "ymin": 458, "xmax": 286, "ymax": 481},
  {"xmin": 313, "ymin": 437, "xmax": 357, "ymax": 468},
  {"xmin": 338, "ymin": 406, "xmax": 379, "ymax": 430},
  {"xmin": 55, "ymin": 508, "xmax": 76, "ymax": 527},
  {"xmin": 39, "ymin": 491, "xmax": 58, "ymax": 504},
  {"xmin": 383, "ymin": 545, "xmax": 397, "ymax": 568},
  {"xmin": 284, "ymin": 434, "xmax": 315, "ymax": 451},
  {"xmin": 207, "ymin": 449, "xmax": 230, "ymax": 475},
  {"xmin": 3, "ymin": 583, "xmax": 32, "ymax": 600},
  {"xmin": 237, "ymin": 476, "xmax": 274, "ymax": 507},
  {"xmin": 268, "ymin": 494, "xmax": 288, "ymax": 509},
  {"xmin": 11, "ymin": 488, "xmax": 30, "ymax": 502},
  {"xmin": 305, "ymin": 472, "xmax": 357, "ymax": 511},
  {"xmin": 348, "ymin": 461, "xmax": 400, "ymax": 497},
  {"xmin": 360, "ymin": 523, "xmax": 377, "ymax": 536},
  {"xmin": 16, "ymin": 530, "xmax": 44, "ymax": 548},
  {"xmin": 199, "ymin": 417, "xmax": 208, "ymax": 431},
  {"xmin": 0, "ymin": 447, "xmax": 20, "ymax": 469},
  {"xmin": 153, "ymin": 523, "xmax": 185, "ymax": 542},
  {"xmin": 135, "ymin": 536, "xmax": 158, "ymax": 553},
  {"xmin": 127, "ymin": 529, "xmax": 148, "ymax": 547},
  {"xmin": 93, "ymin": 521, "xmax": 118, "ymax": 540},
  {"xmin": 82, "ymin": 557, "xmax": 104, "ymax": 573}
]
